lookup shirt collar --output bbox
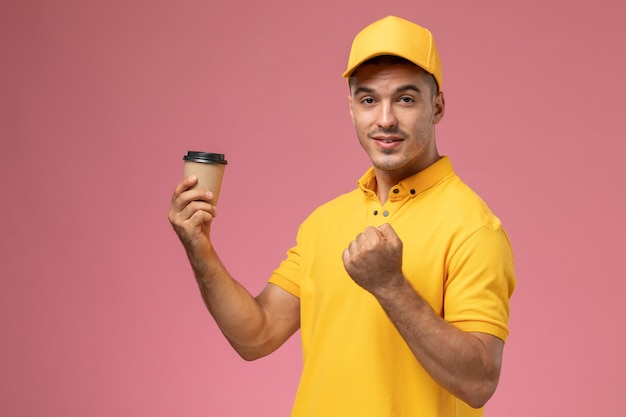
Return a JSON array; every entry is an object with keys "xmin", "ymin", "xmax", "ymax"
[{"xmin": 357, "ymin": 156, "xmax": 455, "ymax": 200}]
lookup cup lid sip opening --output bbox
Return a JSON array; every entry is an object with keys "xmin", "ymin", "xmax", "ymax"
[{"xmin": 183, "ymin": 151, "xmax": 228, "ymax": 164}]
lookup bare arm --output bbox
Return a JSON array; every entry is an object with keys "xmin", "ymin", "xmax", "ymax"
[
  {"xmin": 342, "ymin": 224, "xmax": 502, "ymax": 408},
  {"xmin": 168, "ymin": 175, "xmax": 300, "ymax": 360},
  {"xmin": 374, "ymin": 279, "xmax": 502, "ymax": 408}
]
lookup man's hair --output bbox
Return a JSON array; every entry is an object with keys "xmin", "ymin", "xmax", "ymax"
[{"xmin": 348, "ymin": 55, "xmax": 439, "ymax": 98}]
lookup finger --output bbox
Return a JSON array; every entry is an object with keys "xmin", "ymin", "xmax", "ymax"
[
  {"xmin": 376, "ymin": 223, "xmax": 403, "ymax": 253},
  {"xmin": 359, "ymin": 227, "xmax": 384, "ymax": 250},
  {"xmin": 170, "ymin": 177, "xmax": 200, "ymax": 213},
  {"xmin": 180, "ymin": 200, "xmax": 217, "ymax": 219},
  {"xmin": 170, "ymin": 196, "xmax": 215, "ymax": 227},
  {"xmin": 174, "ymin": 204, "xmax": 215, "ymax": 237},
  {"xmin": 188, "ymin": 207, "xmax": 214, "ymax": 227},
  {"xmin": 364, "ymin": 226, "xmax": 383, "ymax": 239},
  {"xmin": 376, "ymin": 223, "xmax": 398, "ymax": 240},
  {"xmin": 172, "ymin": 187, "xmax": 213, "ymax": 215},
  {"xmin": 172, "ymin": 175, "xmax": 198, "ymax": 201},
  {"xmin": 342, "ymin": 248, "xmax": 350, "ymax": 266}
]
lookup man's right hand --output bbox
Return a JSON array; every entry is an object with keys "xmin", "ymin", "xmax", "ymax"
[{"xmin": 168, "ymin": 175, "xmax": 216, "ymax": 252}]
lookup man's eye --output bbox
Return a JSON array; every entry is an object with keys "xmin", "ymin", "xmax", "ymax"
[
  {"xmin": 399, "ymin": 96, "xmax": 414, "ymax": 103},
  {"xmin": 361, "ymin": 97, "xmax": 375, "ymax": 104}
]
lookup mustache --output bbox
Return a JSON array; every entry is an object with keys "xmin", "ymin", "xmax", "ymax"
[{"xmin": 367, "ymin": 128, "xmax": 409, "ymax": 139}]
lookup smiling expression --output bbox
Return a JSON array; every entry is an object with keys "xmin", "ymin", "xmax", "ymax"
[{"xmin": 349, "ymin": 62, "xmax": 445, "ymax": 185}]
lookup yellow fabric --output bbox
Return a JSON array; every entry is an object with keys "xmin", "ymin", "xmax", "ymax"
[
  {"xmin": 342, "ymin": 15, "xmax": 443, "ymax": 89},
  {"xmin": 269, "ymin": 156, "xmax": 516, "ymax": 417}
]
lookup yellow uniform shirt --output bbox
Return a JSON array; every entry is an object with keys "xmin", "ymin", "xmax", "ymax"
[{"xmin": 269, "ymin": 157, "xmax": 516, "ymax": 417}]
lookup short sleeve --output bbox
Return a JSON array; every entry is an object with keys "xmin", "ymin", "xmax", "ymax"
[
  {"xmin": 268, "ymin": 226, "xmax": 303, "ymax": 298},
  {"xmin": 444, "ymin": 224, "xmax": 516, "ymax": 342}
]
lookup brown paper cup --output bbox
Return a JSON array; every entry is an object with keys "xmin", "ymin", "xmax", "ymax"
[{"xmin": 183, "ymin": 151, "xmax": 227, "ymax": 205}]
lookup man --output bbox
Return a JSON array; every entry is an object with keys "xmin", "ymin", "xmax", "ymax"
[{"xmin": 169, "ymin": 15, "xmax": 516, "ymax": 416}]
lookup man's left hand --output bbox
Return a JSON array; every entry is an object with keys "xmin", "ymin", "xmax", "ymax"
[{"xmin": 342, "ymin": 223, "xmax": 405, "ymax": 296}]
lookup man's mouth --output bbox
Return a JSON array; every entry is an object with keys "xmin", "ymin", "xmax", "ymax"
[{"xmin": 372, "ymin": 137, "xmax": 403, "ymax": 149}]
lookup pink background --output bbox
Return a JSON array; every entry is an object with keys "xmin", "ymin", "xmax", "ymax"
[{"xmin": 1, "ymin": 0, "xmax": 624, "ymax": 416}]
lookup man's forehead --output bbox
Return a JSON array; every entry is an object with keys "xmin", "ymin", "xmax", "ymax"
[
  {"xmin": 350, "ymin": 64, "xmax": 428, "ymax": 88},
  {"xmin": 352, "ymin": 58, "xmax": 426, "ymax": 77}
]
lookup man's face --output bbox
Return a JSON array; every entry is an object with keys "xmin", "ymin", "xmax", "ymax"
[{"xmin": 349, "ymin": 63, "xmax": 445, "ymax": 182}]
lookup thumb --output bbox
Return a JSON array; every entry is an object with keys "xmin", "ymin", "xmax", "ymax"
[{"xmin": 376, "ymin": 223, "xmax": 398, "ymax": 241}]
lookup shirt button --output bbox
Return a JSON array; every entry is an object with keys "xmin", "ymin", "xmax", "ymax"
[
  {"xmin": 373, "ymin": 210, "xmax": 378, "ymax": 215},
  {"xmin": 410, "ymin": 189, "xmax": 416, "ymax": 195},
  {"xmin": 383, "ymin": 211, "xmax": 389, "ymax": 217},
  {"xmin": 393, "ymin": 188, "xmax": 399, "ymax": 194}
]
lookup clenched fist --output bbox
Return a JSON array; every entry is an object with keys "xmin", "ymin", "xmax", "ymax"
[{"xmin": 342, "ymin": 223, "xmax": 405, "ymax": 296}]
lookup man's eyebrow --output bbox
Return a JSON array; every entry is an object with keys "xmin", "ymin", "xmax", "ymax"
[
  {"xmin": 352, "ymin": 84, "xmax": 423, "ymax": 95},
  {"xmin": 395, "ymin": 84, "xmax": 422, "ymax": 94},
  {"xmin": 352, "ymin": 86, "xmax": 375, "ymax": 95}
]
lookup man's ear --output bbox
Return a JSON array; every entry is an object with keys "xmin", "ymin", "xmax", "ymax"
[
  {"xmin": 348, "ymin": 94, "xmax": 355, "ymax": 125},
  {"xmin": 433, "ymin": 91, "xmax": 445, "ymax": 124}
]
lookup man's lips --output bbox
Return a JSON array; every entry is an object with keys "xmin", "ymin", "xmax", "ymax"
[
  {"xmin": 371, "ymin": 136, "xmax": 404, "ymax": 149},
  {"xmin": 373, "ymin": 136, "xmax": 403, "ymax": 142}
]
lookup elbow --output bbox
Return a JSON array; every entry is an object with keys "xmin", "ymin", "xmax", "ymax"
[
  {"xmin": 223, "ymin": 329, "xmax": 275, "ymax": 361},
  {"xmin": 458, "ymin": 339, "xmax": 504, "ymax": 408},
  {"xmin": 231, "ymin": 341, "xmax": 274, "ymax": 362},
  {"xmin": 463, "ymin": 390, "xmax": 494, "ymax": 409},
  {"xmin": 458, "ymin": 374, "xmax": 500, "ymax": 409},
  {"xmin": 237, "ymin": 349, "xmax": 267, "ymax": 362},
  {"xmin": 239, "ymin": 353, "xmax": 259, "ymax": 362}
]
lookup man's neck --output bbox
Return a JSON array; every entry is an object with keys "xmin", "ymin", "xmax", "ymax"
[
  {"xmin": 373, "ymin": 154, "xmax": 441, "ymax": 204},
  {"xmin": 374, "ymin": 169, "xmax": 408, "ymax": 205}
]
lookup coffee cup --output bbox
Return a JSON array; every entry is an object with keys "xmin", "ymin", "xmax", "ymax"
[{"xmin": 183, "ymin": 151, "xmax": 228, "ymax": 205}]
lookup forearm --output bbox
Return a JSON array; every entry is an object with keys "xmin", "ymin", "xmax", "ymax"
[
  {"xmin": 375, "ymin": 278, "xmax": 502, "ymax": 408},
  {"xmin": 185, "ymin": 244, "xmax": 273, "ymax": 359}
]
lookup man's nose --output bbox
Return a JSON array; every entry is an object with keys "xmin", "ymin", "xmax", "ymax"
[{"xmin": 376, "ymin": 101, "xmax": 398, "ymax": 129}]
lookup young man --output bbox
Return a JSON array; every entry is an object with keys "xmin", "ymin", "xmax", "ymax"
[{"xmin": 169, "ymin": 15, "xmax": 516, "ymax": 416}]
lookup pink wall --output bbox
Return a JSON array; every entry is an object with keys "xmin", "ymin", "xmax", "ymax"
[{"xmin": 1, "ymin": 1, "xmax": 624, "ymax": 416}]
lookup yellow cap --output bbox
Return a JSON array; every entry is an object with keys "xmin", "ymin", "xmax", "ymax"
[{"xmin": 343, "ymin": 16, "xmax": 443, "ymax": 89}]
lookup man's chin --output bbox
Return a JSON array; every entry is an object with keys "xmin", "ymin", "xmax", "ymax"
[{"xmin": 372, "ymin": 159, "xmax": 406, "ymax": 172}]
